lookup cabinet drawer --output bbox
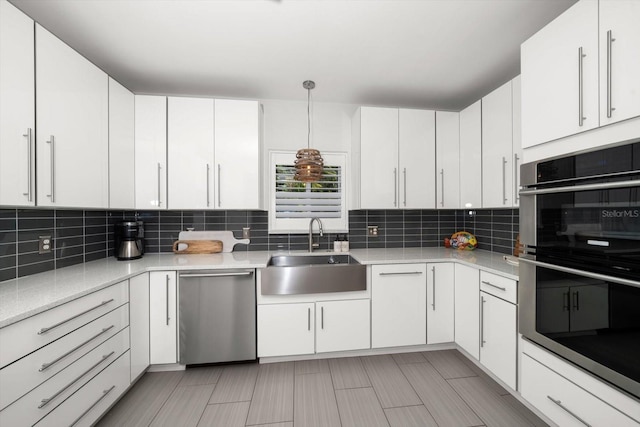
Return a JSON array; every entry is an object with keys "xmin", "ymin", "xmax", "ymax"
[
  {"xmin": 0, "ymin": 304, "xmax": 129, "ymax": 410},
  {"xmin": 0, "ymin": 280, "xmax": 128, "ymax": 368},
  {"xmin": 34, "ymin": 350, "xmax": 130, "ymax": 427},
  {"xmin": 521, "ymin": 353, "xmax": 638, "ymax": 426},
  {"xmin": 0, "ymin": 328, "xmax": 129, "ymax": 426},
  {"xmin": 479, "ymin": 271, "xmax": 516, "ymax": 304}
]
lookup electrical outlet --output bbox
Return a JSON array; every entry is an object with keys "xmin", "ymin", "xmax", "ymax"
[
  {"xmin": 368, "ymin": 225, "xmax": 379, "ymax": 237},
  {"xmin": 242, "ymin": 227, "xmax": 251, "ymax": 239},
  {"xmin": 39, "ymin": 235, "xmax": 52, "ymax": 254}
]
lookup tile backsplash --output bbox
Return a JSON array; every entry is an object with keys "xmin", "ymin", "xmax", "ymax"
[{"xmin": 0, "ymin": 207, "xmax": 518, "ymax": 282}]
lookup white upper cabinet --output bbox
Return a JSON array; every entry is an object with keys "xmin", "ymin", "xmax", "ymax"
[
  {"xmin": 135, "ymin": 95, "xmax": 167, "ymax": 210},
  {"xmin": 168, "ymin": 97, "xmax": 215, "ymax": 210},
  {"xmin": 512, "ymin": 75, "xmax": 522, "ymax": 207},
  {"xmin": 459, "ymin": 100, "xmax": 482, "ymax": 209},
  {"xmin": 599, "ymin": 1, "xmax": 640, "ymax": 126},
  {"xmin": 214, "ymin": 99, "xmax": 261, "ymax": 210},
  {"xmin": 36, "ymin": 25, "xmax": 109, "ymax": 208},
  {"xmin": 108, "ymin": 78, "xmax": 135, "ymax": 209},
  {"xmin": 482, "ymin": 80, "xmax": 514, "ymax": 208},
  {"xmin": 399, "ymin": 109, "xmax": 436, "ymax": 209},
  {"xmin": 521, "ymin": 0, "xmax": 599, "ymax": 148},
  {"xmin": 358, "ymin": 107, "xmax": 399, "ymax": 209},
  {"xmin": 0, "ymin": 0, "xmax": 35, "ymax": 207},
  {"xmin": 435, "ymin": 111, "xmax": 460, "ymax": 209}
]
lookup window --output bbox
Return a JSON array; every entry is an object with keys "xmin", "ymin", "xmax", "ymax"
[{"xmin": 269, "ymin": 151, "xmax": 348, "ymax": 233}]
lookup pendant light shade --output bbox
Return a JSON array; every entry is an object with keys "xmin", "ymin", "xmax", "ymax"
[{"xmin": 294, "ymin": 80, "xmax": 324, "ymax": 182}]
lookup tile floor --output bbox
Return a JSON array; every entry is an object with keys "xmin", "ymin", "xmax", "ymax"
[{"xmin": 97, "ymin": 349, "xmax": 548, "ymax": 427}]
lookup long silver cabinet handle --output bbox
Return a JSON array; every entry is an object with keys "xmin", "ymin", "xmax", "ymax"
[
  {"xmin": 217, "ymin": 164, "xmax": 222, "ymax": 207},
  {"xmin": 518, "ymin": 257, "xmax": 640, "ymax": 289},
  {"xmin": 38, "ymin": 299, "xmax": 115, "ymax": 335},
  {"xmin": 166, "ymin": 275, "xmax": 170, "ymax": 326},
  {"xmin": 440, "ymin": 169, "xmax": 444, "ymax": 207},
  {"xmin": 578, "ymin": 47, "xmax": 586, "ymax": 127},
  {"xmin": 481, "ymin": 280, "xmax": 506, "ymax": 292},
  {"xmin": 431, "ymin": 267, "xmax": 436, "ymax": 311},
  {"xmin": 206, "ymin": 164, "xmax": 211, "ymax": 207},
  {"xmin": 403, "ymin": 167, "xmax": 407, "ymax": 207},
  {"xmin": 46, "ymin": 135, "xmax": 55, "ymax": 202},
  {"xmin": 70, "ymin": 385, "xmax": 116, "ymax": 427},
  {"xmin": 547, "ymin": 396, "xmax": 592, "ymax": 427},
  {"xmin": 502, "ymin": 157, "xmax": 508, "ymax": 204},
  {"xmin": 39, "ymin": 325, "xmax": 115, "ymax": 372},
  {"xmin": 23, "ymin": 128, "xmax": 33, "ymax": 201},
  {"xmin": 393, "ymin": 168, "xmax": 397, "ymax": 207},
  {"xmin": 157, "ymin": 163, "xmax": 162, "ymax": 207},
  {"xmin": 379, "ymin": 271, "xmax": 424, "ymax": 276},
  {"xmin": 38, "ymin": 351, "xmax": 115, "ymax": 409},
  {"xmin": 480, "ymin": 296, "xmax": 486, "ymax": 348},
  {"xmin": 321, "ymin": 306, "xmax": 324, "ymax": 329},
  {"xmin": 307, "ymin": 308, "xmax": 311, "ymax": 331},
  {"xmin": 179, "ymin": 271, "xmax": 253, "ymax": 278},
  {"xmin": 606, "ymin": 30, "xmax": 616, "ymax": 118},
  {"xmin": 519, "ymin": 179, "xmax": 640, "ymax": 196},
  {"xmin": 514, "ymin": 154, "xmax": 520, "ymax": 202}
]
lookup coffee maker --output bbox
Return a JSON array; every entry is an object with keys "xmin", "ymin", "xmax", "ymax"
[{"xmin": 114, "ymin": 221, "xmax": 144, "ymax": 260}]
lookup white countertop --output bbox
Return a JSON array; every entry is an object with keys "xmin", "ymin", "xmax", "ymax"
[{"xmin": 0, "ymin": 248, "xmax": 518, "ymax": 328}]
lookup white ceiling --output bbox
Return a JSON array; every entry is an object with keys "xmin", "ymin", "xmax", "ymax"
[{"xmin": 10, "ymin": 0, "xmax": 576, "ymax": 110}]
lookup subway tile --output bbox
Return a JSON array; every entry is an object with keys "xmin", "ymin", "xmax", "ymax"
[
  {"xmin": 56, "ymin": 210, "xmax": 83, "ymax": 218},
  {"xmin": 0, "ymin": 243, "xmax": 17, "ymax": 257},
  {"xmin": 0, "ymin": 267, "xmax": 17, "ymax": 282},
  {"xmin": 18, "ymin": 261, "xmax": 54, "ymax": 277},
  {"xmin": 56, "ymin": 255, "xmax": 84, "ymax": 269},
  {"xmin": 0, "ymin": 218, "xmax": 17, "ymax": 232},
  {"xmin": 57, "ymin": 226, "xmax": 84, "ymax": 238},
  {"xmin": 0, "ymin": 230, "xmax": 17, "ymax": 244},
  {"xmin": 56, "ymin": 217, "xmax": 83, "ymax": 228},
  {"xmin": 57, "ymin": 245, "xmax": 84, "ymax": 259},
  {"xmin": 0, "ymin": 255, "xmax": 17, "ymax": 270},
  {"xmin": 18, "ymin": 218, "xmax": 54, "ymax": 230},
  {"xmin": 0, "ymin": 209, "xmax": 17, "ymax": 219},
  {"xmin": 17, "ymin": 209, "xmax": 53, "ymax": 218},
  {"xmin": 85, "ymin": 251, "xmax": 106, "ymax": 262}
]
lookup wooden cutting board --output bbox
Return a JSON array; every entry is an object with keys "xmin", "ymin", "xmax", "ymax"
[
  {"xmin": 176, "ymin": 231, "xmax": 250, "ymax": 253},
  {"xmin": 172, "ymin": 240, "xmax": 223, "ymax": 254}
]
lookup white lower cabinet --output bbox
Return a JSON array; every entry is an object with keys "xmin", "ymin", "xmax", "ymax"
[
  {"xmin": 480, "ymin": 291, "xmax": 517, "ymax": 389},
  {"xmin": 426, "ymin": 263, "xmax": 455, "ymax": 344},
  {"xmin": 149, "ymin": 271, "xmax": 177, "ymax": 364},
  {"xmin": 129, "ymin": 273, "xmax": 150, "ymax": 380},
  {"xmin": 371, "ymin": 263, "xmax": 427, "ymax": 348},
  {"xmin": 258, "ymin": 299, "xmax": 370, "ymax": 358},
  {"xmin": 454, "ymin": 264, "xmax": 480, "ymax": 359}
]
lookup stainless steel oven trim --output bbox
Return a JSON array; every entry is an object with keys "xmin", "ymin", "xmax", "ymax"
[{"xmin": 519, "ymin": 179, "xmax": 640, "ymax": 196}]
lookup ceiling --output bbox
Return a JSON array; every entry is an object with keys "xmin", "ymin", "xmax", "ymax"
[{"xmin": 11, "ymin": 0, "xmax": 576, "ymax": 111}]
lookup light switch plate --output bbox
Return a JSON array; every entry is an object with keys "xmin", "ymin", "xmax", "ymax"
[
  {"xmin": 39, "ymin": 235, "xmax": 52, "ymax": 254},
  {"xmin": 368, "ymin": 225, "xmax": 379, "ymax": 237},
  {"xmin": 242, "ymin": 227, "xmax": 250, "ymax": 239}
]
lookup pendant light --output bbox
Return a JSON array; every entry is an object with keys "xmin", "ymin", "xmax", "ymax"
[{"xmin": 294, "ymin": 80, "xmax": 324, "ymax": 182}]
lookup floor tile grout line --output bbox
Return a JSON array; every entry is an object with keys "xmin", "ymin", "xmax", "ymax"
[
  {"xmin": 325, "ymin": 360, "xmax": 344, "ymax": 427},
  {"xmin": 193, "ymin": 382, "xmax": 217, "ymax": 427},
  {"xmin": 394, "ymin": 355, "xmax": 441, "ymax": 424},
  {"xmin": 146, "ymin": 371, "xmax": 187, "ymax": 427}
]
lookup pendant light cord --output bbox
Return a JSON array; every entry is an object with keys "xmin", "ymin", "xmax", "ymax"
[{"xmin": 307, "ymin": 87, "xmax": 311, "ymax": 149}]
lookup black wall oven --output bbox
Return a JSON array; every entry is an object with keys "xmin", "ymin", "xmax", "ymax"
[{"xmin": 519, "ymin": 142, "xmax": 640, "ymax": 399}]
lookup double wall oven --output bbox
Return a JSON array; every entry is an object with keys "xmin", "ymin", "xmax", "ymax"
[{"xmin": 519, "ymin": 141, "xmax": 640, "ymax": 399}]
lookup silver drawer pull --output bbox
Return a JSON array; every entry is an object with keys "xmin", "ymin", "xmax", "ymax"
[
  {"xmin": 547, "ymin": 395, "xmax": 592, "ymax": 427},
  {"xmin": 481, "ymin": 281, "xmax": 506, "ymax": 292},
  {"xmin": 179, "ymin": 271, "xmax": 253, "ymax": 278},
  {"xmin": 38, "ymin": 351, "xmax": 115, "ymax": 409},
  {"xmin": 38, "ymin": 299, "xmax": 115, "ymax": 335},
  {"xmin": 39, "ymin": 325, "xmax": 115, "ymax": 372},
  {"xmin": 379, "ymin": 271, "xmax": 423, "ymax": 276},
  {"xmin": 70, "ymin": 385, "xmax": 116, "ymax": 427}
]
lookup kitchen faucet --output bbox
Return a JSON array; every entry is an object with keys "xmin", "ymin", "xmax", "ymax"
[{"xmin": 308, "ymin": 217, "xmax": 324, "ymax": 252}]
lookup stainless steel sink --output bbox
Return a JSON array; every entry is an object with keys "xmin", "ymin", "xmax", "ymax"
[{"xmin": 261, "ymin": 254, "xmax": 366, "ymax": 295}]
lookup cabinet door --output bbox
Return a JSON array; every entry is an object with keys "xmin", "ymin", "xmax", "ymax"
[
  {"xmin": 521, "ymin": 0, "xmax": 598, "ymax": 148},
  {"xmin": 135, "ymin": 95, "xmax": 167, "ymax": 210},
  {"xmin": 108, "ymin": 77, "xmax": 135, "ymax": 209},
  {"xmin": 168, "ymin": 97, "xmax": 214, "ymax": 209},
  {"xmin": 371, "ymin": 263, "xmax": 426, "ymax": 348},
  {"xmin": 427, "ymin": 263, "xmax": 455, "ymax": 344},
  {"xmin": 129, "ymin": 273, "xmax": 149, "ymax": 381},
  {"xmin": 599, "ymin": 1, "xmax": 640, "ymax": 126},
  {"xmin": 512, "ymin": 75, "xmax": 523, "ymax": 207},
  {"xmin": 454, "ymin": 264, "xmax": 480, "ymax": 360},
  {"xmin": 459, "ymin": 100, "xmax": 482, "ymax": 209},
  {"xmin": 149, "ymin": 271, "xmax": 177, "ymax": 364},
  {"xmin": 482, "ymin": 81, "xmax": 513, "ymax": 208},
  {"xmin": 360, "ymin": 107, "xmax": 399, "ymax": 209},
  {"xmin": 316, "ymin": 299, "xmax": 370, "ymax": 353},
  {"xmin": 537, "ymin": 287, "xmax": 570, "ymax": 334},
  {"xmin": 399, "ymin": 109, "xmax": 435, "ymax": 209},
  {"xmin": 570, "ymin": 284, "xmax": 609, "ymax": 332},
  {"xmin": 36, "ymin": 25, "xmax": 109, "ymax": 208},
  {"xmin": 214, "ymin": 99, "xmax": 261, "ymax": 209},
  {"xmin": 480, "ymin": 292, "xmax": 516, "ymax": 389},
  {"xmin": 257, "ymin": 303, "xmax": 315, "ymax": 357},
  {"xmin": 0, "ymin": 0, "xmax": 35, "ymax": 207},
  {"xmin": 435, "ymin": 111, "xmax": 460, "ymax": 209}
]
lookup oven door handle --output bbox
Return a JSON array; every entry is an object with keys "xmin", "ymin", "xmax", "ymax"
[
  {"xmin": 519, "ymin": 257, "xmax": 640, "ymax": 289},
  {"xmin": 519, "ymin": 179, "xmax": 640, "ymax": 196}
]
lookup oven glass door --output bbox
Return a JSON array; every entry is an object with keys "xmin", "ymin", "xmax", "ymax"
[{"xmin": 534, "ymin": 265, "xmax": 640, "ymax": 387}]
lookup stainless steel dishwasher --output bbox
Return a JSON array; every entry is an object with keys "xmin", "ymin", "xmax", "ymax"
[{"xmin": 178, "ymin": 269, "xmax": 256, "ymax": 365}]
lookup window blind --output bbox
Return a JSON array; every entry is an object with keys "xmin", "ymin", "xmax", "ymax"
[{"xmin": 275, "ymin": 164, "xmax": 342, "ymax": 218}]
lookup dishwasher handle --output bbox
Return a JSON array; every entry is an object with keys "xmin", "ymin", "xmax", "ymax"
[{"xmin": 179, "ymin": 271, "xmax": 254, "ymax": 279}]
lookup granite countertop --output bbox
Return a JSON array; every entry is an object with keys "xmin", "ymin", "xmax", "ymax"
[{"xmin": 0, "ymin": 248, "xmax": 518, "ymax": 328}]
